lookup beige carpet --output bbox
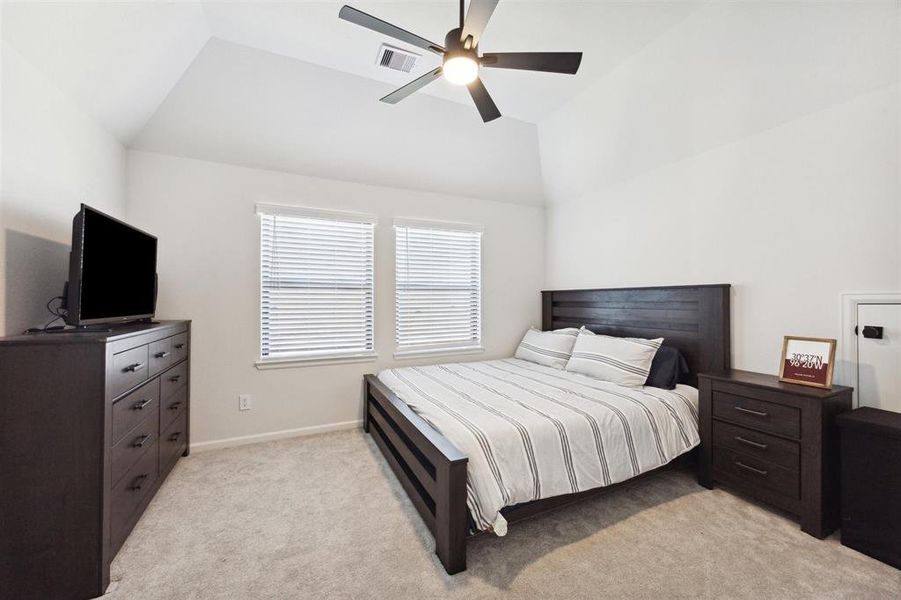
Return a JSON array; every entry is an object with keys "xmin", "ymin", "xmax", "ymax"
[{"xmin": 108, "ymin": 430, "xmax": 901, "ymax": 599}]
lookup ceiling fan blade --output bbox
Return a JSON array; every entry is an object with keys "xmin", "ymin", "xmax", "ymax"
[
  {"xmin": 380, "ymin": 67, "xmax": 443, "ymax": 104},
  {"xmin": 338, "ymin": 5, "xmax": 444, "ymax": 55},
  {"xmin": 461, "ymin": 0, "xmax": 499, "ymax": 47},
  {"xmin": 481, "ymin": 52, "xmax": 583, "ymax": 74},
  {"xmin": 467, "ymin": 78, "xmax": 501, "ymax": 122}
]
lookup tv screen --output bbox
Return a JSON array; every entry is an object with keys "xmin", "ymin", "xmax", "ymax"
[{"xmin": 67, "ymin": 204, "xmax": 157, "ymax": 325}]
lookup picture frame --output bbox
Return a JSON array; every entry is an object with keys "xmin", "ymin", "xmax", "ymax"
[{"xmin": 778, "ymin": 336, "xmax": 837, "ymax": 389}]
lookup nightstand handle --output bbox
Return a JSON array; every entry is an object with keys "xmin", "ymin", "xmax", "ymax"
[
  {"xmin": 735, "ymin": 461, "xmax": 768, "ymax": 476},
  {"xmin": 734, "ymin": 405, "xmax": 768, "ymax": 418},
  {"xmin": 735, "ymin": 436, "xmax": 768, "ymax": 450}
]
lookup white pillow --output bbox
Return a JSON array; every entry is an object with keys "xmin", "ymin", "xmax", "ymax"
[
  {"xmin": 514, "ymin": 327, "xmax": 579, "ymax": 369},
  {"xmin": 565, "ymin": 331, "xmax": 663, "ymax": 386}
]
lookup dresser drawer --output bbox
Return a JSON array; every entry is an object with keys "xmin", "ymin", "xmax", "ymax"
[
  {"xmin": 160, "ymin": 361, "xmax": 188, "ymax": 400},
  {"xmin": 713, "ymin": 446, "xmax": 799, "ymax": 499},
  {"xmin": 171, "ymin": 333, "xmax": 189, "ymax": 364},
  {"xmin": 110, "ymin": 344, "xmax": 150, "ymax": 398},
  {"xmin": 161, "ymin": 386, "xmax": 188, "ymax": 432},
  {"xmin": 111, "ymin": 379, "xmax": 160, "ymax": 445},
  {"xmin": 160, "ymin": 410, "xmax": 188, "ymax": 471},
  {"xmin": 148, "ymin": 337, "xmax": 174, "ymax": 376},
  {"xmin": 713, "ymin": 421, "xmax": 800, "ymax": 471},
  {"xmin": 110, "ymin": 442, "xmax": 159, "ymax": 552},
  {"xmin": 111, "ymin": 405, "xmax": 159, "ymax": 485},
  {"xmin": 712, "ymin": 391, "xmax": 800, "ymax": 439}
]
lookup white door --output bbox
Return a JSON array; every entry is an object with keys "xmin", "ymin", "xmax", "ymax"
[{"xmin": 857, "ymin": 303, "xmax": 901, "ymax": 413}]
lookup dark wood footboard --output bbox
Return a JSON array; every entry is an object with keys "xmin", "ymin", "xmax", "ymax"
[{"xmin": 363, "ymin": 374, "xmax": 469, "ymax": 574}]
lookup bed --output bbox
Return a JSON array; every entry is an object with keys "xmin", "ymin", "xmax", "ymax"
[{"xmin": 363, "ymin": 284, "xmax": 731, "ymax": 574}]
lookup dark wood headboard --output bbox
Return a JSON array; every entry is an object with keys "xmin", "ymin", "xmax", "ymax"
[{"xmin": 542, "ymin": 284, "xmax": 731, "ymax": 386}]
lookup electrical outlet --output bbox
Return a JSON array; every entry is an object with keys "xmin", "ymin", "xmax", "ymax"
[{"xmin": 238, "ymin": 394, "xmax": 252, "ymax": 411}]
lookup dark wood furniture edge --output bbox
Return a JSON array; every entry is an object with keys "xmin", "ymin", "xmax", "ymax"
[
  {"xmin": 364, "ymin": 374, "xmax": 468, "ymax": 574},
  {"xmin": 700, "ymin": 369, "xmax": 852, "ymax": 398}
]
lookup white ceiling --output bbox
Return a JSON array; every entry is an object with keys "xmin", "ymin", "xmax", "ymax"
[
  {"xmin": 1, "ymin": 2, "xmax": 211, "ymax": 143},
  {"xmin": 2, "ymin": 1, "xmax": 701, "ymax": 143},
  {"xmin": 131, "ymin": 38, "xmax": 547, "ymax": 205},
  {"xmin": 202, "ymin": 1, "xmax": 701, "ymax": 124}
]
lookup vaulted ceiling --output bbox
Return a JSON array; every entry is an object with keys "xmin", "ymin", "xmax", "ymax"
[{"xmin": 2, "ymin": 1, "xmax": 702, "ymax": 205}]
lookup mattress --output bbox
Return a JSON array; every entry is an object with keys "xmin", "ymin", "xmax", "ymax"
[{"xmin": 377, "ymin": 358, "xmax": 699, "ymax": 535}]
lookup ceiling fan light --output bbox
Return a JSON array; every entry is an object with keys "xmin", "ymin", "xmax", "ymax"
[{"xmin": 443, "ymin": 55, "xmax": 479, "ymax": 85}]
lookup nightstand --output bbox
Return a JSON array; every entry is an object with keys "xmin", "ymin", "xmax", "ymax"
[{"xmin": 698, "ymin": 370, "xmax": 852, "ymax": 538}]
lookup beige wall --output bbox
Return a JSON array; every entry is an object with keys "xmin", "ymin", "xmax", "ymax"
[{"xmin": 125, "ymin": 151, "xmax": 545, "ymax": 446}]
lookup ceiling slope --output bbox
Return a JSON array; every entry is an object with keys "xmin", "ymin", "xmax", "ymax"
[
  {"xmin": 131, "ymin": 39, "xmax": 546, "ymax": 206},
  {"xmin": 2, "ymin": 2, "xmax": 210, "ymax": 143}
]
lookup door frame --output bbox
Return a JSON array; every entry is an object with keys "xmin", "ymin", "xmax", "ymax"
[{"xmin": 840, "ymin": 292, "xmax": 901, "ymax": 408}]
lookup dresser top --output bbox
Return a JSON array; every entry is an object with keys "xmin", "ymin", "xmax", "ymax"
[
  {"xmin": 699, "ymin": 369, "xmax": 852, "ymax": 398},
  {"xmin": 0, "ymin": 320, "xmax": 189, "ymax": 346}
]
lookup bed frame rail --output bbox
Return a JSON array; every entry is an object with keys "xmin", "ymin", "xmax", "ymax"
[{"xmin": 363, "ymin": 374, "xmax": 469, "ymax": 573}]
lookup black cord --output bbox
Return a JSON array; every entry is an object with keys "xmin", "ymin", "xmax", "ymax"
[{"xmin": 24, "ymin": 296, "xmax": 67, "ymax": 333}]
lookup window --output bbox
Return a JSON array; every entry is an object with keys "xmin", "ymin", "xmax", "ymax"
[
  {"xmin": 257, "ymin": 204, "xmax": 376, "ymax": 366},
  {"xmin": 394, "ymin": 219, "xmax": 482, "ymax": 357}
]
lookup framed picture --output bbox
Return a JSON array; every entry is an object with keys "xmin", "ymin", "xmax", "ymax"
[{"xmin": 778, "ymin": 336, "xmax": 837, "ymax": 389}]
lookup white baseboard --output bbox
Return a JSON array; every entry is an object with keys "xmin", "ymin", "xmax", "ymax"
[{"xmin": 190, "ymin": 419, "xmax": 363, "ymax": 453}]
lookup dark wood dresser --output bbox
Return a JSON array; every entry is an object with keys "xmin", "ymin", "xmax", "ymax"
[
  {"xmin": 837, "ymin": 407, "xmax": 901, "ymax": 569},
  {"xmin": 698, "ymin": 370, "xmax": 851, "ymax": 538},
  {"xmin": 0, "ymin": 320, "xmax": 191, "ymax": 599}
]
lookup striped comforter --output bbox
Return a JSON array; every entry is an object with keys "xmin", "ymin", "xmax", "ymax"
[{"xmin": 377, "ymin": 358, "xmax": 699, "ymax": 535}]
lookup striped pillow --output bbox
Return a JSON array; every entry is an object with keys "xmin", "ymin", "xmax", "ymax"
[
  {"xmin": 565, "ymin": 331, "xmax": 663, "ymax": 386},
  {"xmin": 514, "ymin": 328, "xmax": 580, "ymax": 369}
]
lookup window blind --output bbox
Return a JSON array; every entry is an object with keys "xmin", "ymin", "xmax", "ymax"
[
  {"xmin": 395, "ymin": 222, "xmax": 482, "ymax": 353},
  {"xmin": 259, "ymin": 208, "xmax": 375, "ymax": 361}
]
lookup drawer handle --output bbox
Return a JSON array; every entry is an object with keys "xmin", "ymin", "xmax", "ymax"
[
  {"xmin": 168, "ymin": 401, "xmax": 182, "ymax": 411},
  {"xmin": 123, "ymin": 362, "xmax": 145, "ymax": 373},
  {"xmin": 169, "ymin": 432, "xmax": 182, "ymax": 442},
  {"xmin": 132, "ymin": 398, "xmax": 152, "ymax": 410},
  {"xmin": 734, "ymin": 405, "xmax": 768, "ymax": 418},
  {"xmin": 735, "ymin": 436, "xmax": 768, "ymax": 450},
  {"xmin": 735, "ymin": 461, "xmax": 768, "ymax": 476},
  {"xmin": 155, "ymin": 351, "xmax": 171, "ymax": 359},
  {"xmin": 174, "ymin": 343, "xmax": 185, "ymax": 349},
  {"xmin": 132, "ymin": 433, "xmax": 152, "ymax": 448},
  {"xmin": 129, "ymin": 473, "xmax": 149, "ymax": 491},
  {"xmin": 169, "ymin": 374, "xmax": 182, "ymax": 383}
]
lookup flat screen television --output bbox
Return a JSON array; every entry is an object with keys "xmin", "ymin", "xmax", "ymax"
[{"xmin": 65, "ymin": 204, "xmax": 158, "ymax": 326}]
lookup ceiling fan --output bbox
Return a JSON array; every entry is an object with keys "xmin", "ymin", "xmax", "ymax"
[{"xmin": 338, "ymin": 0, "xmax": 583, "ymax": 122}]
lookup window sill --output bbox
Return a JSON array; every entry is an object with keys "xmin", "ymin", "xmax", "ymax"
[
  {"xmin": 255, "ymin": 352, "xmax": 378, "ymax": 370},
  {"xmin": 393, "ymin": 346, "xmax": 485, "ymax": 360}
]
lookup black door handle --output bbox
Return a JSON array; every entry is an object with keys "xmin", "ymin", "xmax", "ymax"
[
  {"xmin": 862, "ymin": 326, "xmax": 884, "ymax": 339},
  {"xmin": 132, "ymin": 433, "xmax": 152, "ymax": 448}
]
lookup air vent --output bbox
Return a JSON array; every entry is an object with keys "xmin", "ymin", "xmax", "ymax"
[{"xmin": 376, "ymin": 43, "xmax": 420, "ymax": 73}]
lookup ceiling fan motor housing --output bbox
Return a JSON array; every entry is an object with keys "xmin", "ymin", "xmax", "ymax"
[{"xmin": 443, "ymin": 27, "xmax": 477, "ymax": 63}]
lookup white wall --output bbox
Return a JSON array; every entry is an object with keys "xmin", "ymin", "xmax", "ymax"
[
  {"xmin": 126, "ymin": 150, "xmax": 545, "ymax": 446},
  {"xmin": 539, "ymin": 2, "xmax": 901, "ymax": 380},
  {"xmin": 0, "ymin": 41, "xmax": 126, "ymax": 336}
]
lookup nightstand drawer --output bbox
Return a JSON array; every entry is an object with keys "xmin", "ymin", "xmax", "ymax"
[
  {"xmin": 713, "ymin": 447, "xmax": 799, "ymax": 499},
  {"xmin": 712, "ymin": 391, "xmax": 800, "ymax": 439},
  {"xmin": 713, "ymin": 421, "xmax": 800, "ymax": 470}
]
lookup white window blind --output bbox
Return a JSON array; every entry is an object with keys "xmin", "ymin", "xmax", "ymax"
[
  {"xmin": 395, "ymin": 221, "xmax": 482, "ymax": 354},
  {"xmin": 259, "ymin": 206, "xmax": 375, "ymax": 362}
]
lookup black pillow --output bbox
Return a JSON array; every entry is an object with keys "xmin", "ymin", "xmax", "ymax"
[{"xmin": 644, "ymin": 346, "xmax": 689, "ymax": 390}]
